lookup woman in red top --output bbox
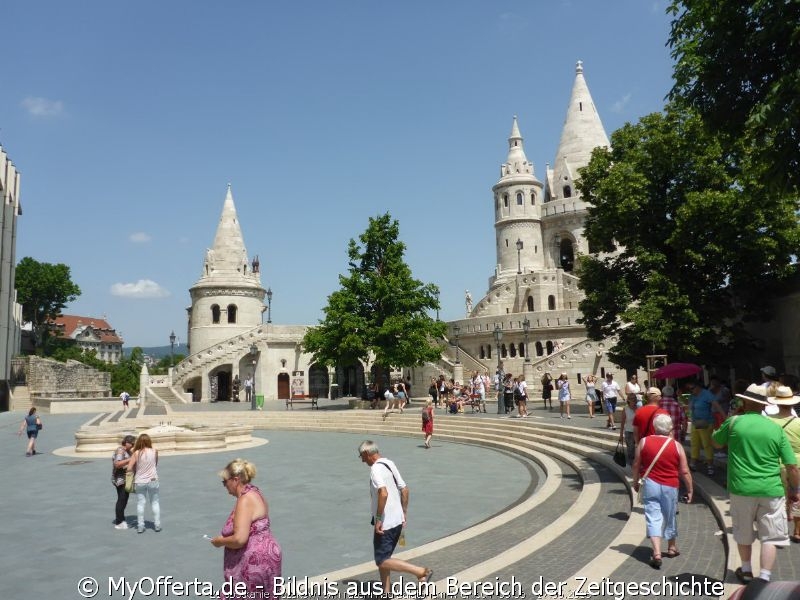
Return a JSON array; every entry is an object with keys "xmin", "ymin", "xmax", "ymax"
[
  {"xmin": 632, "ymin": 413, "xmax": 693, "ymax": 569},
  {"xmin": 422, "ymin": 399, "xmax": 434, "ymax": 448}
]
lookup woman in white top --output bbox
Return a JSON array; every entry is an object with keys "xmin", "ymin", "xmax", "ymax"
[
  {"xmin": 127, "ymin": 433, "xmax": 161, "ymax": 534},
  {"xmin": 584, "ymin": 375, "xmax": 597, "ymax": 418},
  {"xmin": 626, "ymin": 374, "xmax": 643, "ymax": 407},
  {"xmin": 557, "ymin": 373, "xmax": 572, "ymax": 419}
]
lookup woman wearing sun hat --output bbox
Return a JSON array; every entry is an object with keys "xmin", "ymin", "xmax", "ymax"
[{"xmin": 767, "ymin": 385, "xmax": 800, "ymax": 543}]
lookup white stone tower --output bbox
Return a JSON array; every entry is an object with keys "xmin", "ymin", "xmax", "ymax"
[
  {"xmin": 187, "ymin": 185, "xmax": 265, "ymax": 355},
  {"xmin": 491, "ymin": 116, "xmax": 546, "ymax": 284}
]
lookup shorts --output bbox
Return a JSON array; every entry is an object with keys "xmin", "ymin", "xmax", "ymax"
[
  {"xmin": 27, "ymin": 430, "xmax": 38, "ymax": 439},
  {"xmin": 604, "ymin": 397, "xmax": 617, "ymax": 414},
  {"xmin": 729, "ymin": 494, "xmax": 789, "ymax": 546},
  {"xmin": 373, "ymin": 524, "xmax": 403, "ymax": 565}
]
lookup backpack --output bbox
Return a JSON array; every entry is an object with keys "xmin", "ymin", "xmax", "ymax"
[{"xmin": 422, "ymin": 408, "xmax": 431, "ymax": 422}]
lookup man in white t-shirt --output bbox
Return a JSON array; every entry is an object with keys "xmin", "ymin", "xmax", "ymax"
[{"xmin": 358, "ymin": 440, "xmax": 432, "ymax": 593}]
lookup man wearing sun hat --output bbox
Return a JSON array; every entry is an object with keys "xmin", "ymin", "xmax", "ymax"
[
  {"xmin": 766, "ymin": 386, "xmax": 800, "ymax": 544},
  {"xmin": 712, "ymin": 384, "xmax": 800, "ymax": 584}
]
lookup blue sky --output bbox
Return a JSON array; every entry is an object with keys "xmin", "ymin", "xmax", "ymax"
[{"xmin": 3, "ymin": 1, "xmax": 675, "ymax": 348}]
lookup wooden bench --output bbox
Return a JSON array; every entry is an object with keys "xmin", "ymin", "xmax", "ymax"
[
  {"xmin": 285, "ymin": 394, "xmax": 319, "ymax": 410},
  {"xmin": 462, "ymin": 393, "xmax": 486, "ymax": 413}
]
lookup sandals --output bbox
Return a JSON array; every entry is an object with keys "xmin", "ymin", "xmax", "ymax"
[
  {"xmin": 649, "ymin": 555, "xmax": 662, "ymax": 569},
  {"xmin": 665, "ymin": 549, "xmax": 680, "ymax": 558},
  {"xmin": 419, "ymin": 568, "xmax": 434, "ymax": 583}
]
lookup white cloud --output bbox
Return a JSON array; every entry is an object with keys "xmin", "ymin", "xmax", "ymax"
[
  {"xmin": 129, "ymin": 232, "xmax": 152, "ymax": 243},
  {"xmin": 110, "ymin": 279, "xmax": 170, "ymax": 299},
  {"xmin": 20, "ymin": 96, "xmax": 64, "ymax": 118},
  {"xmin": 611, "ymin": 93, "xmax": 632, "ymax": 113}
]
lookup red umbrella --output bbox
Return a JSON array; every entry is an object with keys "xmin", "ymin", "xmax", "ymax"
[{"xmin": 653, "ymin": 362, "xmax": 702, "ymax": 379}]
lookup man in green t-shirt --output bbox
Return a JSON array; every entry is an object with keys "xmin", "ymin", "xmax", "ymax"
[{"xmin": 713, "ymin": 384, "xmax": 800, "ymax": 584}]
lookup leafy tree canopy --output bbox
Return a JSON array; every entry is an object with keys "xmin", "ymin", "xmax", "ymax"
[
  {"xmin": 15, "ymin": 257, "xmax": 81, "ymax": 350},
  {"xmin": 302, "ymin": 213, "xmax": 446, "ymax": 372},
  {"xmin": 668, "ymin": 0, "xmax": 800, "ymax": 193},
  {"xmin": 577, "ymin": 105, "xmax": 800, "ymax": 369}
]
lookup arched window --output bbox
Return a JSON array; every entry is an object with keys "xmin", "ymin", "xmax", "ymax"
[
  {"xmin": 519, "ymin": 343, "xmax": 525, "ymax": 358},
  {"xmin": 563, "ymin": 185, "xmax": 571, "ymax": 198},
  {"xmin": 501, "ymin": 344, "xmax": 507, "ymax": 358},
  {"xmin": 548, "ymin": 295, "xmax": 556, "ymax": 310},
  {"xmin": 509, "ymin": 343, "xmax": 517, "ymax": 357},
  {"xmin": 487, "ymin": 345, "xmax": 492, "ymax": 359},
  {"xmin": 503, "ymin": 194, "xmax": 509, "ymax": 207},
  {"xmin": 530, "ymin": 192, "xmax": 536, "ymax": 205},
  {"xmin": 526, "ymin": 297, "xmax": 534, "ymax": 312},
  {"xmin": 479, "ymin": 346, "xmax": 486, "ymax": 359},
  {"xmin": 516, "ymin": 192, "xmax": 523, "ymax": 205},
  {"xmin": 535, "ymin": 341, "xmax": 544, "ymax": 356},
  {"xmin": 546, "ymin": 340, "xmax": 554, "ymax": 355},
  {"xmin": 227, "ymin": 304, "xmax": 237, "ymax": 323},
  {"xmin": 559, "ymin": 239, "xmax": 575, "ymax": 272},
  {"xmin": 211, "ymin": 304, "xmax": 220, "ymax": 324}
]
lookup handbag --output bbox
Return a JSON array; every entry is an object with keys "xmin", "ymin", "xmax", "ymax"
[
  {"xmin": 636, "ymin": 436, "xmax": 672, "ymax": 505},
  {"xmin": 124, "ymin": 471, "xmax": 135, "ymax": 493},
  {"xmin": 613, "ymin": 441, "xmax": 626, "ymax": 467},
  {"xmin": 36, "ymin": 423, "xmax": 42, "ymax": 430}
]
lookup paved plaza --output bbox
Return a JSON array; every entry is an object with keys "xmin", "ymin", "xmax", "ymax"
[{"xmin": 2, "ymin": 399, "xmax": 800, "ymax": 599}]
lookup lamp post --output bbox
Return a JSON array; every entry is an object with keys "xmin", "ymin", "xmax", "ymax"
[
  {"xmin": 249, "ymin": 343, "xmax": 258, "ymax": 410},
  {"xmin": 494, "ymin": 324, "xmax": 504, "ymax": 414},
  {"xmin": 516, "ymin": 238, "xmax": 523, "ymax": 274},
  {"xmin": 169, "ymin": 330, "xmax": 176, "ymax": 368},
  {"xmin": 266, "ymin": 288, "xmax": 273, "ymax": 323},
  {"xmin": 453, "ymin": 325, "xmax": 461, "ymax": 364},
  {"xmin": 522, "ymin": 318, "xmax": 530, "ymax": 363}
]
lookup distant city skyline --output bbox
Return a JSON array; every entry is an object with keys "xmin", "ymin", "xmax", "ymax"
[{"xmin": 2, "ymin": 1, "xmax": 676, "ymax": 347}]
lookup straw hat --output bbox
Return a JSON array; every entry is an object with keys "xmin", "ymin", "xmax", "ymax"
[
  {"xmin": 768, "ymin": 385, "xmax": 800, "ymax": 406},
  {"xmin": 735, "ymin": 383, "xmax": 769, "ymax": 405}
]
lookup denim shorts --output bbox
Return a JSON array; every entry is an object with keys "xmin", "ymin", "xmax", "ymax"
[{"xmin": 373, "ymin": 524, "xmax": 403, "ymax": 565}]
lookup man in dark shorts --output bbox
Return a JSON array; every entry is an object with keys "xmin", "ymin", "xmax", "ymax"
[{"xmin": 358, "ymin": 440, "xmax": 433, "ymax": 593}]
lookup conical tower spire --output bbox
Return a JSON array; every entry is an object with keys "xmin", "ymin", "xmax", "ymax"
[
  {"xmin": 501, "ymin": 115, "xmax": 535, "ymax": 178},
  {"xmin": 550, "ymin": 61, "xmax": 609, "ymax": 201},
  {"xmin": 197, "ymin": 184, "xmax": 259, "ymax": 283}
]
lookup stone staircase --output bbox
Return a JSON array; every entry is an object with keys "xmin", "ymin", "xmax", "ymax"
[
  {"xmin": 9, "ymin": 385, "xmax": 32, "ymax": 412},
  {"xmin": 146, "ymin": 385, "xmax": 187, "ymax": 406}
]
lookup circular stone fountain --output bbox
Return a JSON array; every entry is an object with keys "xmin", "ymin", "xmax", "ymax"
[{"xmin": 58, "ymin": 420, "xmax": 266, "ymax": 457}]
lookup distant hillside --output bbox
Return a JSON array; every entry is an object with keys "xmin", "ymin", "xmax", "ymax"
[{"xmin": 124, "ymin": 344, "xmax": 188, "ymax": 359}]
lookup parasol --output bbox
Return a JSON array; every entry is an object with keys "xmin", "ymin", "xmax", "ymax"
[{"xmin": 653, "ymin": 362, "xmax": 702, "ymax": 379}]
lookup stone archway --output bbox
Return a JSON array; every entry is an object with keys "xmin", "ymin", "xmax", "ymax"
[{"xmin": 309, "ymin": 364, "xmax": 329, "ymax": 398}]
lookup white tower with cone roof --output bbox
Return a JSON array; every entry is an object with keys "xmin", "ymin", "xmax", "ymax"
[
  {"xmin": 188, "ymin": 185, "xmax": 265, "ymax": 354},
  {"xmin": 491, "ymin": 116, "xmax": 545, "ymax": 283}
]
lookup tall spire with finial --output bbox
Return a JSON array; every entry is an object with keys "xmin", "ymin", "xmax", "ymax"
[{"xmin": 550, "ymin": 61, "xmax": 610, "ymax": 201}]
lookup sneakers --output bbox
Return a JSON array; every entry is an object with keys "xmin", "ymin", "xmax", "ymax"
[
  {"xmin": 137, "ymin": 528, "xmax": 144, "ymax": 534},
  {"xmin": 154, "ymin": 526, "xmax": 162, "ymax": 532},
  {"xmin": 114, "ymin": 522, "xmax": 128, "ymax": 530},
  {"xmin": 735, "ymin": 567, "xmax": 754, "ymax": 584}
]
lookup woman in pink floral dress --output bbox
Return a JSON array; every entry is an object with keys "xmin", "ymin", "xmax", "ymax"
[{"xmin": 211, "ymin": 459, "xmax": 282, "ymax": 598}]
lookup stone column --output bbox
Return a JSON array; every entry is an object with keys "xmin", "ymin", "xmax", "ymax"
[
  {"xmin": 139, "ymin": 364, "xmax": 149, "ymax": 406},
  {"xmin": 453, "ymin": 363, "xmax": 464, "ymax": 386}
]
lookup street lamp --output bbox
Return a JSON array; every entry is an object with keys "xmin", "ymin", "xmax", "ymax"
[
  {"xmin": 516, "ymin": 238, "xmax": 523, "ymax": 274},
  {"xmin": 522, "ymin": 317, "xmax": 530, "ymax": 363},
  {"xmin": 494, "ymin": 324, "xmax": 504, "ymax": 414},
  {"xmin": 249, "ymin": 343, "xmax": 258, "ymax": 410},
  {"xmin": 453, "ymin": 324, "xmax": 461, "ymax": 364},
  {"xmin": 169, "ymin": 331, "xmax": 176, "ymax": 368},
  {"xmin": 266, "ymin": 288, "xmax": 273, "ymax": 323}
]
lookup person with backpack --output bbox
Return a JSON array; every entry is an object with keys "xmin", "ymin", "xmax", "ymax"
[{"xmin": 421, "ymin": 399, "xmax": 434, "ymax": 449}]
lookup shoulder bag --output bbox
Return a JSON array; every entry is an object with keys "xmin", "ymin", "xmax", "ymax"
[
  {"xmin": 124, "ymin": 470, "xmax": 135, "ymax": 493},
  {"xmin": 637, "ymin": 436, "xmax": 672, "ymax": 505}
]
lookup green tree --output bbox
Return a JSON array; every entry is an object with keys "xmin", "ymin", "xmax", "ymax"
[
  {"xmin": 577, "ymin": 105, "xmax": 800, "ymax": 369},
  {"xmin": 15, "ymin": 257, "xmax": 81, "ymax": 351},
  {"xmin": 110, "ymin": 347, "xmax": 144, "ymax": 396},
  {"xmin": 149, "ymin": 354, "xmax": 186, "ymax": 375},
  {"xmin": 302, "ymin": 213, "xmax": 446, "ymax": 374},
  {"xmin": 668, "ymin": 0, "xmax": 800, "ymax": 193}
]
